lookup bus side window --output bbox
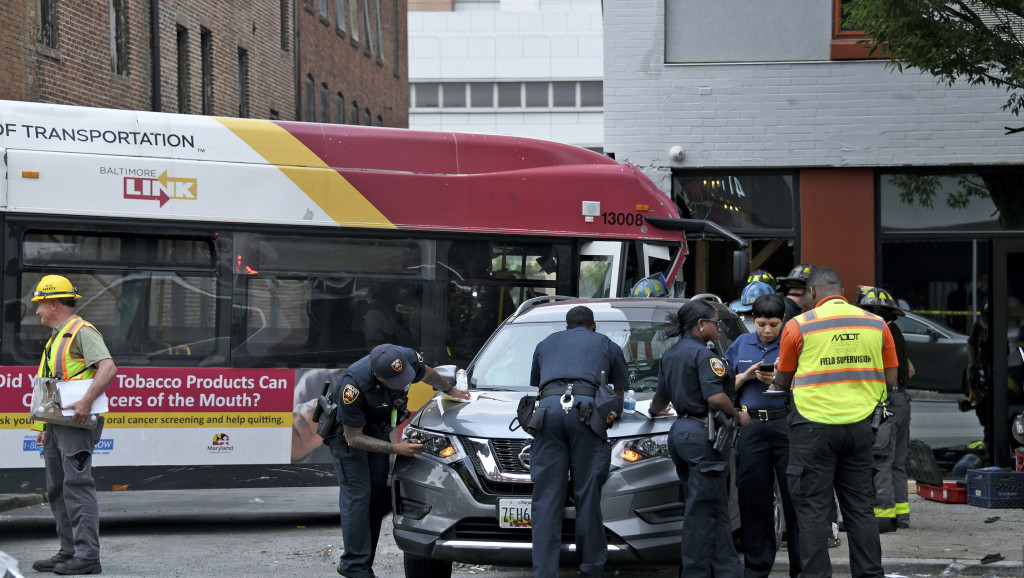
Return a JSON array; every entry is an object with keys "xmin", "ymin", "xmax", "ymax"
[{"xmin": 441, "ymin": 241, "xmax": 569, "ymax": 366}]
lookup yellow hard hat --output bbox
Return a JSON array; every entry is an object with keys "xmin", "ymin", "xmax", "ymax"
[{"xmin": 31, "ymin": 275, "xmax": 80, "ymax": 302}]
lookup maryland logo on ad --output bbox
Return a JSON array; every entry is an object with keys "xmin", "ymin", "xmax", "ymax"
[
  {"xmin": 124, "ymin": 170, "xmax": 197, "ymax": 207},
  {"xmin": 207, "ymin": 432, "xmax": 234, "ymax": 453}
]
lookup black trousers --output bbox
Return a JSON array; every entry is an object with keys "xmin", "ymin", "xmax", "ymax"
[
  {"xmin": 530, "ymin": 395, "xmax": 610, "ymax": 578},
  {"xmin": 668, "ymin": 418, "xmax": 742, "ymax": 578},
  {"xmin": 736, "ymin": 418, "xmax": 800, "ymax": 578},
  {"xmin": 787, "ymin": 418, "xmax": 883, "ymax": 578}
]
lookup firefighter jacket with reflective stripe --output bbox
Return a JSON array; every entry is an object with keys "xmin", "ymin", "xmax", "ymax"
[
  {"xmin": 790, "ymin": 298, "xmax": 887, "ymax": 424},
  {"xmin": 37, "ymin": 316, "xmax": 98, "ymax": 381}
]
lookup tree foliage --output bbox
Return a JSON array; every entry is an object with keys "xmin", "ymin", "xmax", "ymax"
[{"xmin": 846, "ymin": 0, "xmax": 1024, "ymax": 116}]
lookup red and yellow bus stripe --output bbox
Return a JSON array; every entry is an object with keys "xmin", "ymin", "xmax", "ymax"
[{"xmin": 214, "ymin": 117, "xmax": 395, "ymax": 229}]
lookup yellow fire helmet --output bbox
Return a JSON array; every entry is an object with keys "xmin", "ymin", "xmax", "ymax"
[{"xmin": 31, "ymin": 275, "xmax": 81, "ymax": 302}]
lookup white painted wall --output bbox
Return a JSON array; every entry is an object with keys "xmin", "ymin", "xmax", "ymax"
[
  {"xmin": 604, "ymin": 0, "xmax": 1024, "ymax": 185},
  {"xmin": 409, "ymin": 0, "xmax": 604, "ymax": 148}
]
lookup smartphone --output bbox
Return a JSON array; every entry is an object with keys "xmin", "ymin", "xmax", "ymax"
[{"xmin": 758, "ymin": 364, "xmax": 775, "ymax": 372}]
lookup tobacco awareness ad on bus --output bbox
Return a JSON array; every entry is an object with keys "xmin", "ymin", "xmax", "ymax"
[{"xmin": 0, "ymin": 367, "xmax": 306, "ymax": 468}]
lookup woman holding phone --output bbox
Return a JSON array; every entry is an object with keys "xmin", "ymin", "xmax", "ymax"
[{"xmin": 725, "ymin": 293, "xmax": 801, "ymax": 578}]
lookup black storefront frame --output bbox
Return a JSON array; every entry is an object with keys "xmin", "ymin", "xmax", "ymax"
[
  {"xmin": 874, "ymin": 162, "xmax": 1024, "ymax": 467},
  {"xmin": 991, "ymin": 238, "xmax": 1024, "ymax": 467}
]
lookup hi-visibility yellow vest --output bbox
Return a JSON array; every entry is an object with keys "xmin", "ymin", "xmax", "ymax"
[
  {"xmin": 37, "ymin": 316, "xmax": 98, "ymax": 381},
  {"xmin": 791, "ymin": 298, "xmax": 886, "ymax": 424}
]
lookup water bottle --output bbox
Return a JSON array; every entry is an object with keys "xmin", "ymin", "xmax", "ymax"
[
  {"xmin": 623, "ymin": 389, "xmax": 636, "ymax": 414},
  {"xmin": 940, "ymin": 560, "xmax": 965, "ymax": 576},
  {"xmin": 455, "ymin": 369, "xmax": 469, "ymax": 392}
]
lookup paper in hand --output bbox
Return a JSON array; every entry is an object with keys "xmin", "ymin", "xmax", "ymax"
[{"xmin": 56, "ymin": 379, "xmax": 109, "ymax": 416}]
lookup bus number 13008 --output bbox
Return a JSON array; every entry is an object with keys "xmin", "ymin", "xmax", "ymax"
[{"xmin": 601, "ymin": 212, "xmax": 644, "ymax": 227}]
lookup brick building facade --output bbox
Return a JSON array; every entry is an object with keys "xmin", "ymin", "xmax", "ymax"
[
  {"xmin": 0, "ymin": 0, "xmax": 408, "ymax": 126},
  {"xmin": 297, "ymin": 0, "xmax": 408, "ymax": 127}
]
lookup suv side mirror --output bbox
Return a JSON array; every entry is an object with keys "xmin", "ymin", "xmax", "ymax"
[{"xmin": 434, "ymin": 364, "xmax": 458, "ymax": 388}]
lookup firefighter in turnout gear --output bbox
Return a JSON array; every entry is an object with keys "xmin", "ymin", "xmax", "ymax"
[{"xmin": 857, "ymin": 286, "xmax": 915, "ymax": 532}]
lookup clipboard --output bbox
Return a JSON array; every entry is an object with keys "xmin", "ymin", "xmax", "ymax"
[{"xmin": 56, "ymin": 379, "xmax": 109, "ymax": 416}]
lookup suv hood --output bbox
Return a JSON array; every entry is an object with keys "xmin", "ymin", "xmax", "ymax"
[{"xmin": 409, "ymin": 391, "xmax": 672, "ymax": 439}]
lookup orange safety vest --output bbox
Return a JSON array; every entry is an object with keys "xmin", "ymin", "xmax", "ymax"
[
  {"xmin": 37, "ymin": 316, "xmax": 99, "ymax": 381},
  {"xmin": 791, "ymin": 299, "xmax": 887, "ymax": 424}
]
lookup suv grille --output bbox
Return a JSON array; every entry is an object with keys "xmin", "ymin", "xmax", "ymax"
[
  {"xmin": 463, "ymin": 437, "xmax": 533, "ymax": 496},
  {"xmin": 491, "ymin": 439, "xmax": 530, "ymax": 475}
]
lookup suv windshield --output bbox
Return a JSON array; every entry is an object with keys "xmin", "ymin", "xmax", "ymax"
[{"xmin": 469, "ymin": 319, "xmax": 680, "ymax": 394}]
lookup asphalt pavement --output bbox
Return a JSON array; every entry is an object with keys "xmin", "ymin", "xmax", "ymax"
[{"xmin": 2, "ymin": 483, "xmax": 1022, "ymax": 577}]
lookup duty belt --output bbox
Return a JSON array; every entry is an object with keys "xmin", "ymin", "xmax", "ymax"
[
  {"xmin": 678, "ymin": 413, "xmax": 709, "ymax": 428},
  {"xmin": 539, "ymin": 383, "xmax": 597, "ymax": 399},
  {"xmin": 749, "ymin": 407, "xmax": 787, "ymax": 422}
]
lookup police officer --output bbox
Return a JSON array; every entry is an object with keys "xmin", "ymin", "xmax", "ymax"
[
  {"xmin": 771, "ymin": 268, "xmax": 898, "ymax": 578},
  {"xmin": 31, "ymin": 275, "xmax": 118, "ymax": 576},
  {"xmin": 529, "ymin": 305, "xmax": 629, "ymax": 578},
  {"xmin": 323, "ymin": 344, "xmax": 470, "ymax": 578},
  {"xmin": 724, "ymin": 293, "xmax": 801, "ymax": 577},
  {"xmin": 857, "ymin": 286, "xmax": 914, "ymax": 532},
  {"xmin": 650, "ymin": 300, "xmax": 750, "ymax": 578}
]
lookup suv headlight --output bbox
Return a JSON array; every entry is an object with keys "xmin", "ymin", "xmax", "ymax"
[
  {"xmin": 610, "ymin": 434, "xmax": 669, "ymax": 469},
  {"xmin": 403, "ymin": 425, "xmax": 466, "ymax": 465}
]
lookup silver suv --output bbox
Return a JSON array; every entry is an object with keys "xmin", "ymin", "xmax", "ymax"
[{"xmin": 391, "ymin": 296, "xmax": 748, "ymax": 577}]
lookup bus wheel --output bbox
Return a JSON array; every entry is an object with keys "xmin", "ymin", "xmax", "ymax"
[{"xmin": 403, "ymin": 552, "xmax": 452, "ymax": 578}]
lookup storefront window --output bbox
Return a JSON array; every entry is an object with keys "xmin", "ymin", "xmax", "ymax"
[
  {"xmin": 879, "ymin": 169, "xmax": 1024, "ymax": 232},
  {"xmin": 671, "ymin": 171, "xmax": 795, "ymax": 234}
]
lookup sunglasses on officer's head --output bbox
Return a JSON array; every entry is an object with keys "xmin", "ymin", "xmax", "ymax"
[{"xmin": 700, "ymin": 318, "xmax": 722, "ymax": 328}]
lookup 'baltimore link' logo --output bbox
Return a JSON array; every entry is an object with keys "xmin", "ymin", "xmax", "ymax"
[{"xmin": 117, "ymin": 169, "xmax": 197, "ymax": 208}]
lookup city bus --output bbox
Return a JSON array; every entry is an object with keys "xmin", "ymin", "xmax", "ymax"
[{"xmin": 0, "ymin": 100, "xmax": 690, "ymax": 491}]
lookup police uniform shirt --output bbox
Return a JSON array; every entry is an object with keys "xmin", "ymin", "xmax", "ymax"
[
  {"xmin": 530, "ymin": 327, "xmax": 630, "ymax": 392},
  {"xmin": 724, "ymin": 332, "xmax": 784, "ymax": 411},
  {"xmin": 657, "ymin": 333, "xmax": 735, "ymax": 416},
  {"xmin": 333, "ymin": 347, "xmax": 427, "ymax": 433}
]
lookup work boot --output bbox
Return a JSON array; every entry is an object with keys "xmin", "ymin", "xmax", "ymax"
[
  {"xmin": 897, "ymin": 518, "xmax": 910, "ymax": 529},
  {"xmin": 32, "ymin": 552, "xmax": 73, "ymax": 572},
  {"xmin": 53, "ymin": 557, "xmax": 102, "ymax": 575},
  {"xmin": 877, "ymin": 517, "xmax": 897, "ymax": 534}
]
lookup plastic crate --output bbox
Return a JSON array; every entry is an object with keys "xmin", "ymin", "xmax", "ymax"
[
  {"xmin": 917, "ymin": 482, "xmax": 967, "ymax": 504},
  {"xmin": 906, "ymin": 439, "xmax": 944, "ymax": 487},
  {"xmin": 966, "ymin": 468, "xmax": 1024, "ymax": 509}
]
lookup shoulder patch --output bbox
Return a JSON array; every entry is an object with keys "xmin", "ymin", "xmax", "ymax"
[
  {"xmin": 710, "ymin": 358, "xmax": 726, "ymax": 377},
  {"xmin": 342, "ymin": 383, "xmax": 360, "ymax": 405}
]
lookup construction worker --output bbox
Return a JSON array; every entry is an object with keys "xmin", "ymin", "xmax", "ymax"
[
  {"xmin": 771, "ymin": 267, "xmax": 898, "ymax": 578},
  {"xmin": 777, "ymin": 264, "xmax": 816, "ymax": 324},
  {"xmin": 30, "ymin": 275, "xmax": 118, "ymax": 576},
  {"xmin": 857, "ymin": 286, "xmax": 914, "ymax": 531},
  {"xmin": 777, "ymin": 264, "xmax": 841, "ymax": 547}
]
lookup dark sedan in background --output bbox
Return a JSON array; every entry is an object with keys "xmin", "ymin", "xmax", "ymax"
[{"xmin": 893, "ymin": 312, "xmax": 969, "ymax": 394}]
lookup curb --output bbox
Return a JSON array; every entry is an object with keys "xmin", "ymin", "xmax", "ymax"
[
  {"xmin": 0, "ymin": 494, "xmax": 46, "ymax": 513},
  {"xmin": 773, "ymin": 557, "xmax": 1023, "ymax": 577}
]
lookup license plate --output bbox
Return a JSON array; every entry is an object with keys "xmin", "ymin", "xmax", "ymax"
[{"xmin": 498, "ymin": 498, "xmax": 532, "ymax": 528}]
